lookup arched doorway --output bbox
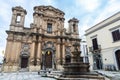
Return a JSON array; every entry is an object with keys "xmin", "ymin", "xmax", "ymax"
[
  {"xmin": 20, "ymin": 44, "xmax": 30, "ymax": 69},
  {"xmin": 21, "ymin": 57, "xmax": 28, "ymax": 68},
  {"xmin": 42, "ymin": 41, "xmax": 56, "ymax": 69},
  {"xmin": 115, "ymin": 50, "xmax": 120, "ymax": 70},
  {"xmin": 45, "ymin": 51, "xmax": 52, "ymax": 68}
]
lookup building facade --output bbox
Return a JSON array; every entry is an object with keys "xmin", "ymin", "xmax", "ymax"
[
  {"xmin": 86, "ymin": 12, "xmax": 120, "ymax": 71},
  {"xmin": 3, "ymin": 6, "xmax": 81, "ymax": 72}
]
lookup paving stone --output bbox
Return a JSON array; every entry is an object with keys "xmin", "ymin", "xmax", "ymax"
[
  {"xmin": 97, "ymin": 70, "xmax": 120, "ymax": 80},
  {"xmin": 0, "ymin": 72, "xmax": 56, "ymax": 80}
]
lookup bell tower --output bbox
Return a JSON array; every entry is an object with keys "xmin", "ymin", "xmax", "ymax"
[
  {"xmin": 68, "ymin": 18, "xmax": 79, "ymax": 38},
  {"xmin": 10, "ymin": 6, "xmax": 27, "ymax": 31}
]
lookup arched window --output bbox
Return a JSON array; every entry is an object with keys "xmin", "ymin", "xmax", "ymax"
[
  {"xmin": 16, "ymin": 15, "xmax": 21, "ymax": 23},
  {"xmin": 73, "ymin": 24, "xmax": 76, "ymax": 32}
]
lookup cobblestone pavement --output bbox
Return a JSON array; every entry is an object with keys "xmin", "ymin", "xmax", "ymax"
[
  {"xmin": 97, "ymin": 70, "xmax": 120, "ymax": 80},
  {"xmin": 0, "ymin": 71, "xmax": 118, "ymax": 80},
  {"xmin": 0, "ymin": 72, "xmax": 56, "ymax": 80}
]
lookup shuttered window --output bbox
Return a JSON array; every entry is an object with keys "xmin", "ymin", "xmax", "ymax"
[
  {"xmin": 112, "ymin": 29, "xmax": 120, "ymax": 42},
  {"xmin": 92, "ymin": 38, "xmax": 98, "ymax": 50}
]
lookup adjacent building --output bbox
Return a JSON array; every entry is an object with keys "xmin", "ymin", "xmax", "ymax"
[
  {"xmin": 86, "ymin": 12, "xmax": 120, "ymax": 71},
  {"xmin": 3, "ymin": 6, "xmax": 81, "ymax": 72}
]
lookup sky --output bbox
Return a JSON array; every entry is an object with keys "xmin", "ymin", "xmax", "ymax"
[{"xmin": 0, "ymin": 0, "xmax": 120, "ymax": 62}]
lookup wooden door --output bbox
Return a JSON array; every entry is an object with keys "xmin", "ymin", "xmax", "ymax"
[
  {"xmin": 21, "ymin": 57, "xmax": 28, "ymax": 68},
  {"xmin": 45, "ymin": 51, "xmax": 52, "ymax": 68}
]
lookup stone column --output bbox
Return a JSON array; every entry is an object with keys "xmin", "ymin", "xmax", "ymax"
[
  {"xmin": 37, "ymin": 38, "xmax": 42, "ymax": 68},
  {"xmin": 35, "ymin": 40, "xmax": 41, "ymax": 70},
  {"xmin": 57, "ymin": 44, "xmax": 60, "ymax": 62},
  {"xmin": 15, "ymin": 42, "xmax": 21, "ymax": 63},
  {"xmin": 33, "ymin": 14, "xmax": 38, "ymax": 25},
  {"xmin": 62, "ymin": 39, "xmax": 65, "ymax": 63},
  {"xmin": 12, "ymin": 42, "xmax": 17, "ymax": 62},
  {"xmin": 29, "ymin": 41, "xmax": 36, "ymax": 71},
  {"xmin": 5, "ymin": 41, "xmax": 12, "ymax": 63},
  {"xmin": 56, "ymin": 38, "xmax": 62, "ymax": 69},
  {"xmin": 21, "ymin": 14, "xmax": 25, "ymax": 26},
  {"xmin": 37, "ymin": 42, "xmax": 41, "ymax": 60},
  {"xmin": 31, "ymin": 42, "xmax": 35, "ymax": 60},
  {"xmin": 11, "ymin": 42, "xmax": 15, "ymax": 62},
  {"xmin": 11, "ymin": 14, "xmax": 16, "ymax": 25},
  {"xmin": 10, "ymin": 14, "xmax": 16, "ymax": 31}
]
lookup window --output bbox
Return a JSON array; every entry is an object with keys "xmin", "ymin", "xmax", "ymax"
[
  {"xmin": 92, "ymin": 38, "xmax": 98, "ymax": 50},
  {"xmin": 73, "ymin": 24, "xmax": 76, "ymax": 32},
  {"xmin": 47, "ymin": 23, "xmax": 52, "ymax": 33},
  {"xmin": 112, "ymin": 29, "xmax": 120, "ymax": 42},
  {"xmin": 16, "ymin": 15, "xmax": 21, "ymax": 23}
]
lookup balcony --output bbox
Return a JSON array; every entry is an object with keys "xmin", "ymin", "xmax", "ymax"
[{"xmin": 89, "ymin": 45, "xmax": 101, "ymax": 53}]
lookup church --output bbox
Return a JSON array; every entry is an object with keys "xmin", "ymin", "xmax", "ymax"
[{"xmin": 3, "ymin": 5, "xmax": 81, "ymax": 72}]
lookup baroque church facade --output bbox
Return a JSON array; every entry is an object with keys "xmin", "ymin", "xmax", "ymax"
[{"xmin": 3, "ymin": 5, "xmax": 81, "ymax": 72}]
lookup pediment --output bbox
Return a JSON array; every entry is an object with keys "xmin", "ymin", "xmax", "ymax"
[{"xmin": 34, "ymin": 5, "xmax": 64, "ymax": 17}]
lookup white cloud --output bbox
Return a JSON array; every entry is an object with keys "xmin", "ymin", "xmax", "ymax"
[
  {"xmin": 92, "ymin": 0, "xmax": 120, "ymax": 26},
  {"xmin": 77, "ymin": 0, "xmax": 120, "ymax": 38},
  {"xmin": 11, "ymin": 0, "xmax": 26, "ymax": 5},
  {"xmin": 30, "ymin": 0, "xmax": 56, "ymax": 7},
  {"xmin": 75, "ymin": 0, "xmax": 101, "ymax": 12},
  {"xmin": 45, "ymin": 0, "xmax": 55, "ymax": 5},
  {"xmin": 24, "ymin": 0, "xmax": 57, "ymax": 27},
  {"xmin": 0, "ymin": 1, "xmax": 11, "ymax": 23}
]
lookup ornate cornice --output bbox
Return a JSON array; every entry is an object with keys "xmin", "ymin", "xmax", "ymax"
[
  {"xmin": 34, "ymin": 5, "xmax": 65, "ymax": 15},
  {"xmin": 6, "ymin": 30, "xmax": 81, "ymax": 42},
  {"xmin": 12, "ymin": 6, "xmax": 27, "ymax": 14},
  {"xmin": 68, "ymin": 17, "xmax": 79, "ymax": 23},
  {"xmin": 31, "ymin": 32, "xmax": 81, "ymax": 41},
  {"xmin": 6, "ymin": 30, "xmax": 25, "ymax": 35}
]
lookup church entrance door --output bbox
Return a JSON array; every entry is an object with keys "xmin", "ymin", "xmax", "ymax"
[
  {"xmin": 21, "ymin": 57, "xmax": 28, "ymax": 68},
  {"xmin": 45, "ymin": 51, "xmax": 52, "ymax": 68}
]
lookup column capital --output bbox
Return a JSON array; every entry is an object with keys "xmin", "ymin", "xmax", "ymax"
[
  {"xmin": 57, "ymin": 38, "xmax": 61, "ymax": 44},
  {"xmin": 32, "ymin": 36, "xmax": 36, "ymax": 42},
  {"xmin": 62, "ymin": 39, "xmax": 65, "ymax": 44},
  {"xmin": 38, "ymin": 36, "xmax": 42, "ymax": 42}
]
